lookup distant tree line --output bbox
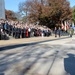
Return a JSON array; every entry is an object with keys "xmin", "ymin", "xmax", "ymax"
[
  {"xmin": 5, "ymin": 10, "xmax": 22, "ymax": 21},
  {"xmin": 18, "ymin": 0, "xmax": 72, "ymax": 28},
  {"xmin": 72, "ymin": 6, "xmax": 75, "ymax": 24},
  {"xmin": 5, "ymin": 0, "xmax": 75, "ymax": 28},
  {"xmin": 5, "ymin": 10, "xmax": 17, "ymax": 21}
]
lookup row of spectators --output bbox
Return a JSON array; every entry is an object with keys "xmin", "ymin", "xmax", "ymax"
[{"xmin": 0, "ymin": 19, "xmax": 52, "ymax": 40}]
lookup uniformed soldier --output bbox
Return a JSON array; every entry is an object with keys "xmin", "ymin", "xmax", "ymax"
[{"xmin": 68, "ymin": 25, "xmax": 74, "ymax": 37}]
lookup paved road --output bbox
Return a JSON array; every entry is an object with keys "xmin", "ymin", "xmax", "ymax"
[{"xmin": 0, "ymin": 36, "xmax": 75, "ymax": 75}]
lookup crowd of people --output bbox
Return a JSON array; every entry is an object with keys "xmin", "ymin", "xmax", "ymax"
[
  {"xmin": 0, "ymin": 19, "xmax": 52, "ymax": 40},
  {"xmin": 54, "ymin": 23, "xmax": 75, "ymax": 38},
  {"xmin": 0, "ymin": 19, "xmax": 75, "ymax": 40}
]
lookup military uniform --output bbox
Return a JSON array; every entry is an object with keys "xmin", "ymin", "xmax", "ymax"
[{"xmin": 69, "ymin": 27, "xmax": 74, "ymax": 37}]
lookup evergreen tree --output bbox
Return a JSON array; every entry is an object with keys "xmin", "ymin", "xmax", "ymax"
[{"xmin": 72, "ymin": 6, "xmax": 75, "ymax": 23}]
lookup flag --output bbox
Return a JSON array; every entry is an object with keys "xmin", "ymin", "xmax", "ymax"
[
  {"xmin": 61, "ymin": 23, "xmax": 64, "ymax": 30},
  {"xmin": 64, "ymin": 21, "xmax": 67, "ymax": 31},
  {"xmin": 66, "ymin": 21, "xmax": 70, "ymax": 30}
]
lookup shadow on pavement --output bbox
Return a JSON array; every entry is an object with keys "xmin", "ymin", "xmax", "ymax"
[
  {"xmin": 64, "ymin": 54, "xmax": 75, "ymax": 75},
  {"xmin": 46, "ymin": 51, "xmax": 59, "ymax": 75},
  {"xmin": 0, "ymin": 36, "xmax": 70, "ymax": 51},
  {"xmin": 0, "ymin": 73, "xmax": 4, "ymax": 75},
  {"xmin": 0, "ymin": 44, "xmax": 59, "ymax": 75}
]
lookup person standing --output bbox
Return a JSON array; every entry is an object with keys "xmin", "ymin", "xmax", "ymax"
[
  {"xmin": 58, "ymin": 27, "xmax": 61, "ymax": 37},
  {"xmin": 69, "ymin": 27, "xmax": 74, "ymax": 37},
  {"xmin": 28, "ymin": 27, "xmax": 31, "ymax": 37},
  {"xmin": 0, "ymin": 22, "xmax": 3, "ymax": 40},
  {"xmin": 54, "ymin": 27, "xmax": 57, "ymax": 37}
]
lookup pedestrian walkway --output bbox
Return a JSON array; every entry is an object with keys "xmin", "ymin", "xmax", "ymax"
[
  {"xmin": 0, "ymin": 35, "xmax": 72, "ymax": 46},
  {"xmin": 0, "ymin": 36, "xmax": 75, "ymax": 75}
]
